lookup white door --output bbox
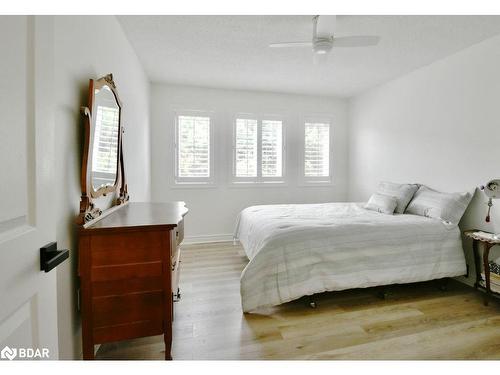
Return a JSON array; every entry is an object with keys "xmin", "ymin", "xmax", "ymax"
[{"xmin": 0, "ymin": 16, "xmax": 59, "ymax": 360}]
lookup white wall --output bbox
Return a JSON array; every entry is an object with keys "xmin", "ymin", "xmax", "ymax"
[
  {"xmin": 54, "ymin": 16, "xmax": 151, "ymax": 359},
  {"xmin": 151, "ymin": 84, "xmax": 349, "ymax": 241},
  {"xmin": 348, "ymin": 33, "xmax": 500, "ymax": 282}
]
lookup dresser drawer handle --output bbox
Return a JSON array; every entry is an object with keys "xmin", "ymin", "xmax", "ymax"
[
  {"xmin": 172, "ymin": 259, "xmax": 180, "ymax": 271},
  {"xmin": 173, "ymin": 288, "xmax": 181, "ymax": 302}
]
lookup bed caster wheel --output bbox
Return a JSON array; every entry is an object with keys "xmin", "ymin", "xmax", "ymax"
[
  {"xmin": 306, "ymin": 296, "xmax": 317, "ymax": 308},
  {"xmin": 436, "ymin": 278, "xmax": 449, "ymax": 292}
]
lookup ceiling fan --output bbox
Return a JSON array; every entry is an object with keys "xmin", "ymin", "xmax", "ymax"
[{"xmin": 269, "ymin": 15, "xmax": 380, "ymax": 56}]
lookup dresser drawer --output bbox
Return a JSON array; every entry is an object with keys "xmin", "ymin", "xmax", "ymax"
[
  {"xmin": 90, "ymin": 231, "xmax": 163, "ymax": 265},
  {"xmin": 89, "ymin": 230, "xmax": 164, "ymax": 282},
  {"xmin": 171, "ymin": 242, "xmax": 180, "ymax": 266},
  {"xmin": 92, "ymin": 290, "xmax": 163, "ymax": 329},
  {"xmin": 91, "ymin": 261, "xmax": 163, "ymax": 282},
  {"xmin": 92, "ymin": 276, "xmax": 163, "ymax": 297},
  {"xmin": 175, "ymin": 219, "xmax": 184, "ymax": 246}
]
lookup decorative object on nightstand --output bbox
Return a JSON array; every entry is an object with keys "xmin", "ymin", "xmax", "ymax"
[
  {"xmin": 479, "ymin": 179, "xmax": 500, "ymax": 223},
  {"xmin": 464, "ymin": 230, "xmax": 500, "ymax": 306}
]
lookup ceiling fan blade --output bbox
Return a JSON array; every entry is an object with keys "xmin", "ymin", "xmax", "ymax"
[
  {"xmin": 331, "ymin": 35, "xmax": 380, "ymax": 47},
  {"xmin": 315, "ymin": 15, "xmax": 337, "ymax": 38},
  {"xmin": 269, "ymin": 41, "xmax": 313, "ymax": 48}
]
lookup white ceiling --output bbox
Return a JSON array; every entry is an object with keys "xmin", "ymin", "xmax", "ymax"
[{"xmin": 117, "ymin": 15, "xmax": 500, "ymax": 97}]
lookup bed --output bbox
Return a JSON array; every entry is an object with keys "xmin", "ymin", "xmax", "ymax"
[{"xmin": 234, "ymin": 202, "xmax": 467, "ymax": 312}]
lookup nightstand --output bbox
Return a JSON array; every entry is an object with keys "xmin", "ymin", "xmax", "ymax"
[{"xmin": 464, "ymin": 230, "xmax": 500, "ymax": 306}]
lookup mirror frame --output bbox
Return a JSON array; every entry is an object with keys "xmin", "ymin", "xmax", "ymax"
[{"xmin": 77, "ymin": 74, "xmax": 129, "ymax": 225}]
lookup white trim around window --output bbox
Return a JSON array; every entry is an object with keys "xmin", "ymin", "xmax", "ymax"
[
  {"xmin": 173, "ymin": 110, "xmax": 215, "ymax": 186},
  {"xmin": 231, "ymin": 113, "xmax": 286, "ymax": 185},
  {"xmin": 300, "ymin": 116, "xmax": 334, "ymax": 186}
]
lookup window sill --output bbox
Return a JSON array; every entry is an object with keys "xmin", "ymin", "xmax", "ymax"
[
  {"xmin": 170, "ymin": 182, "xmax": 217, "ymax": 189},
  {"xmin": 228, "ymin": 181, "xmax": 288, "ymax": 188},
  {"xmin": 298, "ymin": 181, "xmax": 335, "ymax": 187}
]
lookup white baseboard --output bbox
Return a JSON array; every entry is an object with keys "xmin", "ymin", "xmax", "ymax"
[{"xmin": 183, "ymin": 233, "xmax": 235, "ymax": 244}]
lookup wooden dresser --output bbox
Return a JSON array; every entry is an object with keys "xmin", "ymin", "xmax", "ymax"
[{"xmin": 78, "ymin": 201, "xmax": 187, "ymax": 360}]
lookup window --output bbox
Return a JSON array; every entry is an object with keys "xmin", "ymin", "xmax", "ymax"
[
  {"xmin": 235, "ymin": 118, "xmax": 258, "ymax": 177},
  {"xmin": 261, "ymin": 120, "xmax": 283, "ymax": 178},
  {"xmin": 233, "ymin": 117, "xmax": 284, "ymax": 183},
  {"xmin": 304, "ymin": 121, "xmax": 331, "ymax": 182},
  {"xmin": 175, "ymin": 114, "xmax": 213, "ymax": 184}
]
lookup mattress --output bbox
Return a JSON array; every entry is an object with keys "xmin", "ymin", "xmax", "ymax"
[{"xmin": 234, "ymin": 202, "xmax": 467, "ymax": 312}]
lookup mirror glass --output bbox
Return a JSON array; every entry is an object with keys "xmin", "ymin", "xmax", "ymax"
[{"xmin": 91, "ymin": 85, "xmax": 120, "ymax": 191}]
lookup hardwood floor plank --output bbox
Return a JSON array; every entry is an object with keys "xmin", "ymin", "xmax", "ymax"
[{"xmin": 306, "ymin": 317, "xmax": 500, "ymax": 360}]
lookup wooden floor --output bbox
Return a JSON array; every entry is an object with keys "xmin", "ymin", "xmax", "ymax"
[{"xmin": 96, "ymin": 241, "xmax": 500, "ymax": 360}]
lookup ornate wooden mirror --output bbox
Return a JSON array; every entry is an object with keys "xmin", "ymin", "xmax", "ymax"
[{"xmin": 77, "ymin": 74, "xmax": 129, "ymax": 224}]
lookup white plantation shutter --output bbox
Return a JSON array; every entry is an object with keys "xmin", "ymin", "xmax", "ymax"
[
  {"xmin": 235, "ymin": 118, "xmax": 258, "ymax": 177},
  {"xmin": 233, "ymin": 117, "xmax": 284, "ymax": 182},
  {"xmin": 304, "ymin": 122, "xmax": 330, "ymax": 178},
  {"xmin": 177, "ymin": 115, "xmax": 211, "ymax": 179},
  {"xmin": 261, "ymin": 120, "xmax": 282, "ymax": 178},
  {"xmin": 92, "ymin": 105, "xmax": 119, "ymax": 180}
]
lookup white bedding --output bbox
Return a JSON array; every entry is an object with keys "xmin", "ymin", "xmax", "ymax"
[{"xmin": 234, "ymin": 202, "xmax": 467, "ymax": 312}]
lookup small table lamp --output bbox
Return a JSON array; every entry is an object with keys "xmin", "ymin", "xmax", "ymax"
[{"xmin": 480, "ymin": 179, "xmax": 500, "ymax": 239}]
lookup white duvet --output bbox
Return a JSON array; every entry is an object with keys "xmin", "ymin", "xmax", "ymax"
[{"xmin": 234, "ymin": 202, "xmax": 467, "ymax": 312}]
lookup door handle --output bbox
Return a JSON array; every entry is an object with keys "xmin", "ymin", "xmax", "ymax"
[{"xmin": 40, "ymin": 242, "xmax": 69, "ymax": 273}]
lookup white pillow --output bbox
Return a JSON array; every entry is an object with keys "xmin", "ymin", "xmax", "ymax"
[
  {"xmin": 376, "ymin": 181, "xmax": 419, "ymax": 214},
  {"xmin": 365, "ymin": 193, "xmax": 398, "ymax": 215},
  {"xmin": 405, "ymin": 186, "xmax": 473, "ymax": 225}
]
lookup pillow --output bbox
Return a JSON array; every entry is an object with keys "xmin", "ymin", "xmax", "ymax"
[
  {"xmin": 376, "ymin": 181, "xmax": 419, "ymax": 214},
  {"xmin": 405, "ymin": 185, "xmax": 473, "ymax": 225},
  {"xmin": 364, "ymin": 193, "xmax": 398, "ymax": 215}
]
